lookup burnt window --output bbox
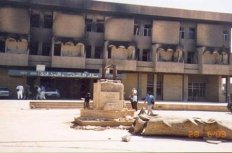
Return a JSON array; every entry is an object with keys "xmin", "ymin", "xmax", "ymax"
[
  {"xmin": 42, "ymin": 42, "xmax": 51, "ymax": 56},
  {"xmin": 86, "ymin": 45, "xmax": 92, "ymax": 58},
  {"xmin": 108, "ymin": 47, "xmax": 111, "ymax": 58},
  {"xmin": 142, "ymin": 49, "xmax": 150, "ymax": 61},
  {"xmin": 187, "ymin": 52, "xmax": 195, "ymax": 64},
  {"xmin": 31, "ymin": 14, "xmax": 40, "ymax": 28},
  {"xmin": 189, "ymin": 28, "xmax": 196, "ymax": 39},
  {"xmin": 136, "ymin": 49, "xmax": 140, "ymax": 60},
  {"xmin": 29, "ymin": 42, "xmax": 39, "ymax": 55},
  {"xmin": 96, "ymin": 22, "xmax": 104, "ymax": 33},
  {"xmin": 43, "ymin": 14, "xmax": 53, "ymax": 29},
  {"xmin": 86, "ymin": 19, "xmax": 92, "ymax": 32},
  {"xmin": 86, "ymin": 19, "xmax": 104, "ymax": 33},
  {"xmin": 223, "ymin": 31, "xmax": 229, "ymax": 42},
  {"xmin": 143, "ymin": 24, "xmax": 152, "ymax": 36},
  {"xmin": 180, "ymin": 27, "xmax": 185, "ymax": 39},
  {"xmin": 54, "ymin": 44, "xmax": 61, "ymax": 56},
  {"xmin": 95, "ymin": 46, "xmax": 103, "ymax": 58},
  {"xmin": 0, "ymin": 40, "xmax": 5, "ymax": 52}
]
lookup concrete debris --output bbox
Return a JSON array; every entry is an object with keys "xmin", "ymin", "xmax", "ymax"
[{"xmin": 121, "ymin": 135, "xmax": 131, "ymax": 142}]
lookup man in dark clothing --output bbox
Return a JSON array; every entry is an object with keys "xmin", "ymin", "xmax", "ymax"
[{"xmin": 84, "ymin": 92, "xmax": 91, "ymax": 109}]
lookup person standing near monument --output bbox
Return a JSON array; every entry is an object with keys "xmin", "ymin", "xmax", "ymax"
[
  {"xmin": 84, "ymin": 92, "xmax": 91, "ymax": 109},
  {"xmin": 130, "ymin": 88, "xmax": 138, "ymax": 111},
  {"xmin": 40, "ymin": 85, "xmax": 46, "ymax": 100},
  {"xmin": 144, "ymin": 92, "xmax": 154, "ymax": 115}
]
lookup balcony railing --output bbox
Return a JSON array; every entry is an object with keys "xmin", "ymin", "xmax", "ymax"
[
  {"xmin": 0, "ymin": 52, "xmax": 28, "ymax": 66},
  {"xmin": 106, "ymin": 59, "xmax": 137, "ymax": 71},
  {"xmin": 155, "ymin": 61, "xmax": 184, "ymax": 73},
  {"xmin": 51, "ymin": 56, "xmax": 86, "ymax": 69}
]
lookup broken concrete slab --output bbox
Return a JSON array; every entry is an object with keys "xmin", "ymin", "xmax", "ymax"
[{"xmin": 131, "ymin": 113, "xmax": 232, "ymax": 140}]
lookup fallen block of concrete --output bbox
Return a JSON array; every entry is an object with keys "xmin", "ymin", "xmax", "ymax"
[{"xmin": 131, "ymin": 113, "xmax": 232, "ymax": 140}]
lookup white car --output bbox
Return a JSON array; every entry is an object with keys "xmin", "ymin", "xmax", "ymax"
[
  {"xmin": 45, "ymin": 88, "xmax": 60, "ymax": 99},
  {"xmin": 0, "ymin": 87, "xmax": 10, "ymax": 98}
]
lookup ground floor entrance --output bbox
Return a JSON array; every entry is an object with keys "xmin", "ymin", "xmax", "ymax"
[
  {"xmin": 122, "ymin": 72, "xmax": 227, "ymax": 102},
  {"xmin": 27, "ymin": 77, "xmax": 96, "ymax": 99}
]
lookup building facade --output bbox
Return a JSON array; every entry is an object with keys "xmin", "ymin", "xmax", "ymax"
[{"xmin": 0, "ymin": 0, "xmax": 231, "ymax": 101}]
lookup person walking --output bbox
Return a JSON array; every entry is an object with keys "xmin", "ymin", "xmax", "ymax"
[
  {"xmin": 40, "ymin": 85, "xmax": 46, "ymax": 100},
  {"xmin": 144, "ymin": 92, "xmax": 154, "ymax": 115},
  {"xmin": 35, "ymin": 85, "xmax": 41, "ymax": 100},
  {"xmin": 16, "ymin": 84, "xmax": 24, "ymax": 100},
  {"xmin": 24, "ymin": 84, "xmax": 31, "ymax": 100}
]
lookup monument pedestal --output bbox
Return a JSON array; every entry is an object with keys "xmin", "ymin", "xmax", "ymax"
[
  {"xmin": 74, "ymin": 79, "xmax": 135, "ymax": 127},
  {"xmin": 80, "ymin": 109, "xmax": 134, "ymax": 119}
]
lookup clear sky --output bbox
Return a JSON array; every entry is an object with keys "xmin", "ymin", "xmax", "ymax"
[{"xmin": 94, "ymin": 0, "xmax": 232, "ymax": 14}]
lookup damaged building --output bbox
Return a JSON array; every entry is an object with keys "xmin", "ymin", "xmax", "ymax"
[{"xmin": 0, "ymin": 0, "xmax": 231, "ymax": 101}]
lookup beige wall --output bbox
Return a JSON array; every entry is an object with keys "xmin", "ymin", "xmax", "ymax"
[
  {"xmin": 53, "ymin": 12, "xmax": 85, "ymax": 38},
  {"xmin": 105, "ymin": 18, "xmax": 134, "ymax": 41},
  {"xmin": 0, "ymin": 69, "xmax": 26, "ymax": 98},
  {"xmin": 138, "ymin": 73, "xmax": 147, "ymax": 100},
  {"xmin": 51, "ymin": 56, "xmax": 85, "ymax": 68},
  {"xmin": 122, "ymin": 73, "xmax": 147, "ymax": 100},
  {"xmin": 197, "ymin": 24, "xmax": 224, "ymax": 47},
  {"xmin": 163, "ymin": 74, "xmax": 183, "ymax": 101},
  {"xmin": 0, "ymin": 53, "xmax": 28, "ymax": 66},
  {"xmin": 152, "ymin": 20, "xmax": 180, "ymax": 44},
  {"xmin": 121, "ymin": 73, "xmax": 138, "ymax": 100},
  {"xmin": 0, "ymin": 7, "xmax": 30, "ymax": 34}
]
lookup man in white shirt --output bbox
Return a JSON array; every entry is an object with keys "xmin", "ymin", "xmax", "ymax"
[{"xmin": 16, "ymin": 85, "xmax": 24, "ymax": 100}]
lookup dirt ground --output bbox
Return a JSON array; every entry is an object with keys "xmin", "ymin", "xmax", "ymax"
[{"xmin": 0, "ymin": 100, "xmax": 232, "ymax": 152}]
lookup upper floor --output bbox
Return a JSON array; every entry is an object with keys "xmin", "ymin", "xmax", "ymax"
[{"xmin": 0, "ymin": 1, "xmax": 232, "ymax": 75}]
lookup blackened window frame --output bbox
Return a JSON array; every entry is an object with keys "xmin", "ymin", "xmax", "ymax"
[
  {"xmin": 95, "ymin": 46, "xmax": 103, "ymax": 59},
  {"xmin": 43, "ymin": 14, "xmax": 53, "ymax": 29},
  {"xmin": 30, "ymin": 13, "xmax": 40, "ymax": 28},
  {"xmin": 29, "ymin": 41, "xmax": 39, "ymax": 55},
  {"xmin": 54, "ymin": 43, "xmax": 61, "ymax": 56},
  {"xmin": 189, "ymin": 28, "xmax": 196, "ymax": 39},
  {"xmin": 223, "ymin": 30, "xmax": 229, "ymax": 42},
  {"xmin": 42, "ymin": 42, "xmax": 51, "ymax": 56},
  {"xmin": 142, "ymin": 49, "xmax": 150, "ymax": 61},
  {"xmin": 180, "ymin": 27, "xmax": 185, "ymax": 39},
  {"xmin": 85, "ymin": 45, "xmax": 92, "ymax": 58},
  {"xmin": 0, "ymin": 40, "xmax": 5, "ymax": 52},
  {"xmin": 143, "ymin": 24, "xmax": 152, "ymax": 36}
]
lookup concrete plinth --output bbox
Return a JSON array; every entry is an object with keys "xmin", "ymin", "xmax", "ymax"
[
  {"xmin": 74, "ymin": 117, "xmax": 134, "ymax": 127},
  {"xmin": 80, "ymin": 109, "xmax": 134, "ymax": 119}
]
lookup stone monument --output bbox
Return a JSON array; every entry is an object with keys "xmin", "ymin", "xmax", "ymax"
[{"xmin": 74, "ymin": 65, "xmax": 135, "ymax": 126}]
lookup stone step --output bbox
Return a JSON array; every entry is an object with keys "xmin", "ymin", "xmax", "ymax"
[{"xmin": 29, "ymin": 100, "xmax": 229, "ymax": 112}]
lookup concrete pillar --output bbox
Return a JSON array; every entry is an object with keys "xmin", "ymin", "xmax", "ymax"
[
  {"xmin": 183, "ymin": 75, "xmax": 188, "ymax": 102},
  {"xmin": 226, "ymin": 76, "xmax": 231, "ymax": 103},
  {"xmin": 103, "ymin": 41, "xmax": 109, "ymax": 59},
  {"xmin": 51, "ymin": 37, "xmax": 55, "ymax": 56},
  {"xmin": 218, "ymin": 76, "xmax": 225, "ymax": 102},
  {"xmin": 197, "ymin": 47, "xmax": 205, "ymax": 65},
  {"xmin": 153, "ymin": 74, "xmax": 157, "ymax": 100},
  {"xmin": 152, "ymin": 44, "xmax": 161, "ymax": 63},
  {"xmin": 91, "ymin": 45, "xmax": 95, "ymax": 58}
]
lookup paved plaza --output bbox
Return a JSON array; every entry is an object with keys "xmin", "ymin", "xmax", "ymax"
[{"xmin": 0, "ymin": 100, "xmax": 232, "ymax": 152}]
